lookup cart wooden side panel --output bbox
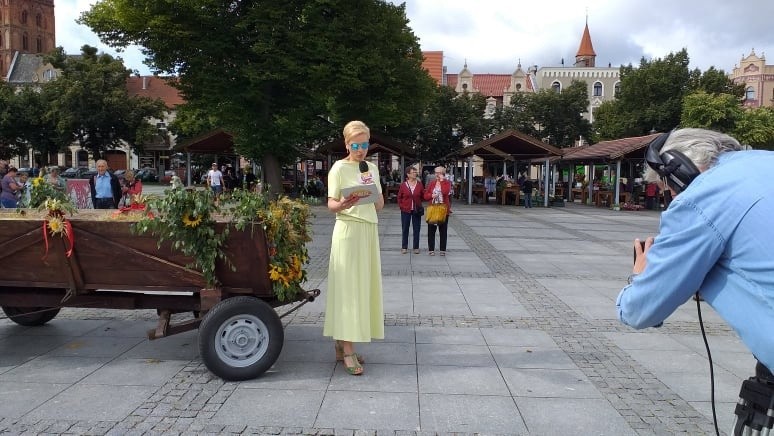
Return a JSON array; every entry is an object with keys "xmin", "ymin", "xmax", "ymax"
[{"xmin": 0, "ymin": 216, "xmax": 273, "ymax": 297}]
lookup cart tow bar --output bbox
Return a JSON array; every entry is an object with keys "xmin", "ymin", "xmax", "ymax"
[{"xmin": 278, "ymin": 288, "xmax": 321, "ymax": 319}]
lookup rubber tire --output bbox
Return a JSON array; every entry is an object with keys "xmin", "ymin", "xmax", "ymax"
[
  {"xmin": 2, "ymin": 306, "xmax": 61, "ymax": 326},
  {"xmin": 198, "ymin": 296, "xmax": 283, "ymax": 381}
]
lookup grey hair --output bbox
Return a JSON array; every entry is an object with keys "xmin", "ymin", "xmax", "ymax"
[{"xmin": 643, "ymin": 128, "xmax": 749, "ymax": 183}]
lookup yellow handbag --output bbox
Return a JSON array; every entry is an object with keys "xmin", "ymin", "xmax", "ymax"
[{"xmin": 426, "ymin": 203, "xmax": 448, "ymax": 224}]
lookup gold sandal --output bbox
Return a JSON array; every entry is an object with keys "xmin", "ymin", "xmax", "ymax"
[
  {"xmin": 343, "ymin": 353, "xmax": 363, "ymax": 376},
  {"xmin": 335, "ymin": 341, "xmax": 364, "ymax": 364}
]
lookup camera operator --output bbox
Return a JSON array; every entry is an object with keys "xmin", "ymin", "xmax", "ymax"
[{"xmin": 616, "ymin": 128, "xmax": 774, "ymax": 392}]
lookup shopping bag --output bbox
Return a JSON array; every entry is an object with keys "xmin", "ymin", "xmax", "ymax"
[{"xmin": 426, "ymin": 203, "xmax": 447, "ymax": 224}]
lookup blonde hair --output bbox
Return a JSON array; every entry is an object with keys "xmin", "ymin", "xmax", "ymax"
[
  {"xmin": 342, "ymin": 120, "xmax": 370, "ymax": 144},
  {"xmin": 434, "ymin": 166, "xmax": 446, "ymax": 175},
  {"xmin": 124, "ymin": 169, "xmax": 135, "ymax": 179}
]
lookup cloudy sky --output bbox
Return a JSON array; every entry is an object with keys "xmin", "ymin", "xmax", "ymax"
[{"xmin": 57, "ymin": 0, "xmax": 774, "ymax": 76}]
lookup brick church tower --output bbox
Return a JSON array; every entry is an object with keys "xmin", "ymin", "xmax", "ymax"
[{"xmin": 0, "ymin": 0, "xmax": 56, "ymax": 79}]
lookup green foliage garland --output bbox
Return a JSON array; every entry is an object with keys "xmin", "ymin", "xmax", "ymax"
[
  {"xmin": 132, "ymin": 187, "xmax": 228, "ymax": 288},
  {"xmin": 226, "ymin": 190, "xmax": 313, "ymax": 301}
]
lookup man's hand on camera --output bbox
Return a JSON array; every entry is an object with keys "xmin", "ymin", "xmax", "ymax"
[{"xmin": 633, "ymin": 237, "xmax": 654, "ymax": 274}]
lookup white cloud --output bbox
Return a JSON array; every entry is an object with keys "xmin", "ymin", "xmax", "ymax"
[{"xmin": 53, "ymin": 0, "xmax": 774, "ymax": 76}]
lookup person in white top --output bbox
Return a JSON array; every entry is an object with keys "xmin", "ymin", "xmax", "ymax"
[{"xmin": 207, "ymin": 163, "xmax": 224, "ymax": 202}]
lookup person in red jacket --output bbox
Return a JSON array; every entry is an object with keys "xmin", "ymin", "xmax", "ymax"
[
  {"xmin": 397, "ymin": 166, "xmax": 424, "ymax": 254},
  {"xmin": 423, "ymin": 166, "xmax": 453, "ymax": 256}
]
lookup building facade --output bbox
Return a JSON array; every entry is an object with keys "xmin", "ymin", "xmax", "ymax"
[
  {"xmin": 1, "ymin": 0, "xmax": 55, "ymax": 79},
  {"xmin": 532, "ymin": 21, "xmax": 619, "ymax": 123},
  {"xmin": 432, "ymin": 21, "xmax": 620, "ymax": 124},
  {"xmin": 730, "ymin": 49, "xmax": 774, "ymax": 108}
]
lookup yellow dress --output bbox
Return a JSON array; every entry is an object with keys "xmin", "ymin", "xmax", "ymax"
[{"xmin": 323, "ymin": 159, "xmax": 384, "ymax": 342}]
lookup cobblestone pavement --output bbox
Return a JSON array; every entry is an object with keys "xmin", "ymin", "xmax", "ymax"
[{"xmin": 0, "ymin": 202, "xmax": 749, "ymax": 435}]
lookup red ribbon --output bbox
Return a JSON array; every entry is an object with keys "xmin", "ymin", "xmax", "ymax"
[
  {"xmin": 42, "ymin": 221, "xmax": 49, "ymax": 260},
  {"xmin": 40, "ymin": 219, "xmax": 75, "ymax": 260},
  {"xmin": 64, "ymin": 220, "xmax": 74, "ymax": 258}
]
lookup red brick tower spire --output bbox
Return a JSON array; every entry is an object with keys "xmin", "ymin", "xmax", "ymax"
[{"xmin": 1, "ymin": 0, "xmax": 56, "ymax": 79}]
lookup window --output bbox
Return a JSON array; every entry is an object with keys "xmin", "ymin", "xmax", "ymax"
[
  {"xmin": 35, "ymin": 37, "xmax": 41, "ymax": 53},
  {"xmin": 614, "ymin": 82, "xmax": 621, "ymax": 97},
  {"xmin": 22, "ymin": 34, "xmax": 28, "ymax": 50},
  {"xmin": 35, "ymin": 13, "xmax": 41, "ymax": 27},
  {"xmin": 593, "ymin": 82, "xmax": 603, "ymax": 97},
  {"xmin": 515, "ymin": 83, "xmax": 522, "ymax": 91},
  {"xmin": 21, "ymin": 10, "xmax": 27, "ymax": 24},
  {"xmin": 746, "ymin": 86, "xmax": 756, "ymax": 101},
  {"xmin": 43, "ymin": 68, "xmax": 56, "ymax": 81},
  {"xmin": 551, "ymin": 81, "xmax": 561, "ymax": 93}
]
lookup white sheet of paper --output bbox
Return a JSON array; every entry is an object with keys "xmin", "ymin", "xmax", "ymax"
[{"xmin": 340, "ymin": 183, "xmax": 380, "ymax": 205}]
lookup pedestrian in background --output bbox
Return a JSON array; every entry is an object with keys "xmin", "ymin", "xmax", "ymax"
[
  {"xmin": 424, "ymin": 166, "xmax": 452, "ymax": 256},
  {"xmin": 397, "ymin": 166, "xmax": 423, "ymax": 254}
]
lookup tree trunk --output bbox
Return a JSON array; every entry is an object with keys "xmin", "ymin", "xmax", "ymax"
[{"xmin": 261, "ymin": 153, "xmax": 283, "ymax": 197}]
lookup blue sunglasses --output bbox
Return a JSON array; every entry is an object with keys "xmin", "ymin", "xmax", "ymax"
[{"xmin": 350, "ymin": 141, "xmax": 369, "ymax": 151}]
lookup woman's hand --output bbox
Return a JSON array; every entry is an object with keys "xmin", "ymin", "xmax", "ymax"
[{"xmin": 328, "ymin": 194, "xmax": 360, "ymax": 213}]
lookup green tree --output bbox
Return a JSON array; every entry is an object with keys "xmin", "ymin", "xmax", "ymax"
[
  {"xmin": 80, "ymin": 1, "xmax": 435, "ymax": 193},
  {"xmin": 491, "ymin": 91, "xmax": 535, "ymax": 136},
  {"xmin": 416, "ymin": 86, "xmax": 488, "ymax": 162},
  {"xmin": 593, "ymin": 49, "xmax": 743, "ymax": 140},
  {"xmin": 492, "ymin": 80, "xmax": 590, "ymax": 147},
  {"xmin": 0, "ymin": 81, "xmax": 29, "ymax": 159},
  {"xmin": 0, "ymin": 81, "xmax": 68, "ymax": 164},
  {"xmin": 688, "ymin": 66, "xmax": 745, "ymax": 97},
  {"xmin": 732, "ymin": 107, "xmax": 774, "ymax": 150},
  {"xmin": 616, "ymin": 50, "xmax": 692, "ymax": 136},
  {"xmin": 680, "ymin": 90, "xmax": 742, "ymax": 132},
  {"xmin": 44, "ymin": 46, "xmax": 166, "ymax": 158}
]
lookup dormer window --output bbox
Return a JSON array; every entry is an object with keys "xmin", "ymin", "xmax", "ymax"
[
  {"xmin": 515, "ymin": 83, "xmax": 522, "ymax": 91},
  {"xmin": 462, "ymin": 83, "xmax": 468, "ymax": 90}
]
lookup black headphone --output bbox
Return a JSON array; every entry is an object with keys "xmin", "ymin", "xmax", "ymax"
[{"xmin": 644, "ymin": 131, "xmax": 701, "ymax": 194}]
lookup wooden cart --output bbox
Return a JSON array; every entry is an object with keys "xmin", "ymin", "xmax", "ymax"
[{"xmin": 0, "ymin": 211, "xmax": 319, "ymax": 381}]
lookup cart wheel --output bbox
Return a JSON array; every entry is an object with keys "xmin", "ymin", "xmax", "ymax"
[
  {"xmin": 198, "ymin": 296, "xmax": 283, "ymax": 381},
  {"xmin": 2, "ymin": 306, "xmax": 61, "ymax": 326}
]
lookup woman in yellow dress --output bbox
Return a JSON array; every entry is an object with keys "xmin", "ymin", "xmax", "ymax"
[{"xmin": 323, "ymin": 120, "xmax": 385, "ymax": 375}]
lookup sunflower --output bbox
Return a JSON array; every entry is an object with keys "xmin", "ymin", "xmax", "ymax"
[
  {"xmin": 47, "ymin": 216, "xmax": 66, "ymax": 236},
  {"xmin": 181, "ymin": 211, "xmax": 202, "ymax": 227},
  {"xmin": 269, "ymin": 264, "xmax": 284, "ymax": 281}
]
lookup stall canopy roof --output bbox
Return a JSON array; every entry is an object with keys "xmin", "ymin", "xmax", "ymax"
[
  {"xmin": 454, "ymin": 129, "xmax": 563, "ymax": 161},
  {"xmin": 175, "ymin": 128, "xmax": 323, "ymax": 159},
  {"xmin": 175, "ymin": 129, "xmax": 235, "ymax": 155},
  {"xmin": 315, "ymin": 131, "xmax": 416, "ymax": 158},
  {"xmin": 561, "ymin": 133, "xmax": 661, "ymax": 163}
]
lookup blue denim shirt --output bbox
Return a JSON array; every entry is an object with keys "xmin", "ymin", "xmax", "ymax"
[
  {"xmin": 95, "ymin": 172, "xmax": 112, "ymax": 199},
  {"xmin": 617, "ymin": 150, "xmax": 774, "ymax": 371}
]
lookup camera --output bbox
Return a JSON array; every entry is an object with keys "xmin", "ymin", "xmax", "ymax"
[{"xmin": 633, "ymin": 239, "xmax": 646, "ymax": 263}]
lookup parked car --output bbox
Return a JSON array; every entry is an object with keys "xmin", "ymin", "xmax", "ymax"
[
  {"xmin": 79, "ymin": 169, "xmax": 98, "ymax": 179},
  {"xmin": 62, "ymin": 167, "xmax": 89, "ymax": 178},
  {"xmin": 135, "ymin": 168, "xmax": 158, "ymax": 182}
]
